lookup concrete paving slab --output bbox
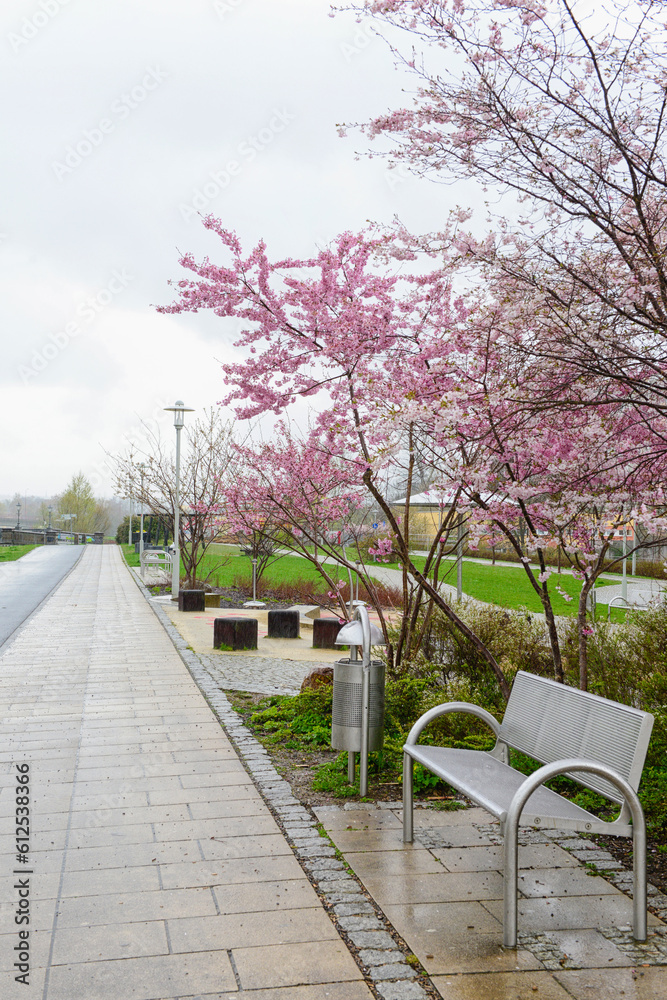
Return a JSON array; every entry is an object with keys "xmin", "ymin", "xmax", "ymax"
[
  {"xmin": 554, "ymin": 965, "xmax": 667, "ymax": 997},
  {"xmin": 177, "ymin": 987, "xmax": 374, "ymax": 1000},
  {"xmin": 362, "ymin": 870, "xmax": 505, "ymax": 905},
  {"xmin": 167, "ymin": 905, "xmax": 339, "ymax": 951},
  {"xmin": 432, "ymin": 843, "xmax": 580, "ymax": 872},
  {"xmin": 46, "ymin": 949, "xmax": 238, "ymax": 1000},
  {"xmin": 483, "ymin": 893, "xmax": 663, "ymax": 931},
  {"xmin": 431, "ymin": 969, "xmax": 573, "ymax": 998},
  {"xmin": 232, "ymin": 939, "xmax": 365, "ymax": 989},
  {"xmin": 319, "ymin": 799, "xmax": 666, "ymax": 996},
  {"xmin": 344, "ymin": 848, "xmax": 449, "ymax": 878},
  {"xmin": 517, "ymin": 866, "xmax": 625, "ymax": 898},
  {"xmin": 211, "ymin": 878, "xmax": 323, "ymax": 914}
]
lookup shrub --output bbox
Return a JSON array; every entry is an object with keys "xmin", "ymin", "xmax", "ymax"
[{"xmin": 393, "ymin": 600, "xmax": 553, "ymax": 690}]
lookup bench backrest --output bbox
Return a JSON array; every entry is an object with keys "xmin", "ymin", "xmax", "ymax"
[{"xmin": 497, "ymin": 671, "xmax": 654, "ymax": 803}]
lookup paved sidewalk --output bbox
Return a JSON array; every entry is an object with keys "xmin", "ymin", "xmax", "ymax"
[
  {"xmin": 0, "ymin": 547, "xmax": 370, "ymax": 1000},
  {"xmin": 2, "ymin": 545, "xmax": 666, "ymax": 1000}
]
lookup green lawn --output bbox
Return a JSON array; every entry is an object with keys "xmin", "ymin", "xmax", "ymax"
[
  {"xmin": 121, "ymin": 543, "xmax": 630, "ymax": 620},
  {"xmin": 121, "ymin": 544, "xmax": 346, "ymax": 593},
  {"xmin": 0, "ymin": 545, "xmax": 37, "ymax": 562},
  {"xmin": 407, "ymin": 556, "xmax": 629, "ymax": 622}
]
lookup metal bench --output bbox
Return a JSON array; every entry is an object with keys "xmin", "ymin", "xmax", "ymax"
[
  {"xmin": 402, "ymin": 670, "xmax": 654, "ymax": 947},
  {"xmin": 140, "ymin": 549, "xmax": 173, "ymax": 580}
]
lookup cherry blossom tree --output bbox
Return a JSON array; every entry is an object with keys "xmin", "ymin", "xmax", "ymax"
[
  {"xmin": 159, "ymin": 221, "xmax": 514, "ymax": 692},
  {"xmin": 344, "ymin": 0, "xmax": 667, "ymax": 424},
  {"xmin": 416, "ymin": 385, "xmax": 667, "ymax": 689},
  {"xmin": 161, "ymin": 217, "xmax": 667, "ymax": 690}
]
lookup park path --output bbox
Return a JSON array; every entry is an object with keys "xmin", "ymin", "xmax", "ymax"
[
  {"xmin": 0, "ymin": 545, "xmax": 370, "ymax": 1000},
  {"xmin": 0, "ymin": 545, "xmax": 84, "ymax": 650}
]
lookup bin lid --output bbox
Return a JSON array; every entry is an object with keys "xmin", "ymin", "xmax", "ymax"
[{"xmin": 335, "ymin": 620, "xmax": 385, "ymax": 646}]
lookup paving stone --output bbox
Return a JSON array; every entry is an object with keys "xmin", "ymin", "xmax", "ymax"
[
  {"xmin": 304, "ymin": 858, "xmax": 346, "ymax": 872},
  {"xmin": 312, "ymin": 868, "xmax": 351, "ymax": 881},
  {"xmin": 336, "ymin": 915, "xmax": 385, "ymax": 932},
  {"xmin": 298, "ymin": 845, "xmax": 337, "ymax": 858},
  {"xmin": 348, "ymin": 930, "xmax": 397, "ymax": 949},
  {"xmin": 317, "ymin": 878, "xmax": 362, "ymax": 893},
  {"xmin": 334, "ymin": 900, "xmax": 377, "ymax": 916},
  {"xmin": 322, "ymin": 890, "xmax": 369, "ymax": 904},
  {"xmin": 369, "ymin": 963, "xmax": 418, "ymax": 981},
  {"xmin": 358, "ymin": 948, "xmax": 407, "ymax": 966},
  {"xmin": 375, "ymin": 982, "xmax": 429, "ymax": 1000}
]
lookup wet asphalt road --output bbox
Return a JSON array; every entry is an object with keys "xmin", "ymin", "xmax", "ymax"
[{"xmin": 0, "ymin": 545, "xmax": 85, "ymax": 650}]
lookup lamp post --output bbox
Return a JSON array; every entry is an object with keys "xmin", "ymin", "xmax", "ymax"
[
  {"xmin": 164, "ymin": 400, "xmax": 194, "ymax": 598},
  {"xmin": 47, "ymin": 505, "xmax": 52, "ymax": 530},
  {"xmin": 16, "ymin": 501, "xmax": 21, "ymax": 530},
  {"xmin": 138, "ymin": 463, "xmax": 146, "ymax": 574}
]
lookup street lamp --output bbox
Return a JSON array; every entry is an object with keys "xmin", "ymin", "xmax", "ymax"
[
  {"xmin": 16, "ymin": 501, "xmax": 21, "ymax": 530},
  {"xmin": 164, "ymin": 400, "xmax": 194, "ymax": 598},
  {"xmin": 47, "ymin": 505, "xmax": 53, "ymax": 530},
  {"xmin": 138, "ymin": 463, "xmax": 146, "ymax": 572}
]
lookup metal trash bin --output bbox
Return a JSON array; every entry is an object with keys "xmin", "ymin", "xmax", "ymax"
[{"xmin": 331, "ymin": 657, "xmax": 385, "ymax": 751}]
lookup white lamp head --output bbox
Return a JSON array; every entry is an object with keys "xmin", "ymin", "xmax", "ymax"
[{"xmin": 164, "ymin": 400, "xmax": 195, "ymax": 429}]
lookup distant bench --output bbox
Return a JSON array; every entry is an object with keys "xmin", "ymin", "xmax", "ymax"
[
  {"xmin": 140, "ymin": 550, "xmax": 173, "ymax": 579},
  {"xmin": 402, "ymin": 670, "xmax": 654, "ymax": 947}
]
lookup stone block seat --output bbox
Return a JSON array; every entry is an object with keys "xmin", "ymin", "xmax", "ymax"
[
  {"xmin": 214, "ymin": 616, "xmax": 258, "ymax": 651},
  {"xmin": 178, "ymin": 589, "xmax": 206, "ymax": 612},
  {"xmin": 312, "ymin": 617, "xmax": 343, "ymax": 649},
  {"xmin": 267, "ymin": 609, "xmax": 300, "ymax": 638}
]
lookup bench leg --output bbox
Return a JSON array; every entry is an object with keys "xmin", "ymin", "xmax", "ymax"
[
  {"xmin": 633, "ymin": 823, "xmax": 647, "ymax": 942},
  {"xmin": 503, "ymin": 822, "xmax": 520, "ymax": 948},
  {"xmin": 402, "ymin": 753, "xmax": 414, "ymax": 843},
  {"xmin": 503, "ymin": 759, "xmax": 649, "ymax": 948}
]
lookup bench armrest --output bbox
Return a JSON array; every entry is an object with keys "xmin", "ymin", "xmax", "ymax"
[{"xmin": 405, "ymin": 701, "xmax": 503, "ymax": 747}]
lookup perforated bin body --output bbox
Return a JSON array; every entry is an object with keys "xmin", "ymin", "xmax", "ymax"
[{"xmin": 331, "ymin": 657, "xmax": 385, "ymax": 751}]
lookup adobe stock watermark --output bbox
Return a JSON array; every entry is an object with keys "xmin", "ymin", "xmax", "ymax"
[
  {"xmin": 179, "ymin": 107, "xmax": 296, "ymax": 222},
  {"xmin": 18, "ymin": 268, "xmax": 133, "ymax": 385},
  {"xmin": 88, "ymin": 397, "xmax": 173, "ymax": 494},
  {"xmin": 340, "ymin": 21, "xmax": 375, "ymax": 63},
  {"xmin": 213, "ymin": 0, "xmax": 250, "ymax": 17},
  {"xmin": 51, "ymin": 67, "xmax": 168, "ymax": 181},
  {"xmin": 8, "ymin": 0, "xmax": 74, "ymax": 55},
  {"xmin": 385, "ymin": 161, "xmax": 414, "ymax": 193}
]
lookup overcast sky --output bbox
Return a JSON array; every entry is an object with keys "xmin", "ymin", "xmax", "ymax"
[{"xmin": 1, "ymin": 0, "xmax": 453, "ymax": 501}]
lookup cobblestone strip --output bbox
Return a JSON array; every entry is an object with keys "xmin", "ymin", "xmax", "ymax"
[{"xmin": 130, "ymin": 573, "xmax": 437, "ymax": 1000}]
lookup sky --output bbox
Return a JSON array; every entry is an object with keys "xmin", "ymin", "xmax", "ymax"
[{"xmin": 1, "ymin": 0, "xmax": 452, "ymax": 501}]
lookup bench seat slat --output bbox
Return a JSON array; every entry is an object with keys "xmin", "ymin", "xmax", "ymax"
[{"xmin": 406, "ymin": 745, "xmax": 632, "ymax": 835}]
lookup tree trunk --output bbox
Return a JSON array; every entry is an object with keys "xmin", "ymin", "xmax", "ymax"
[{"xmin": 577, "ymin": 586, "xmax": 592, "ymax": 692}]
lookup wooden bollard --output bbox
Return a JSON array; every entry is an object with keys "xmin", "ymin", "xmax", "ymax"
[
  {"xmin": 267, "ymin": 609, "xmax": 300, "ymax": 638},
  {"xmin": 178, "ymin": 590, "xmax": 206, "ymax": 612},
  {"xmin": 214, "ymin": 617, "xmax": 258, "ymax": 651},
  {"xmin": 312, "ymin": 618, "xmax": 343, "ymax": 649}
]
